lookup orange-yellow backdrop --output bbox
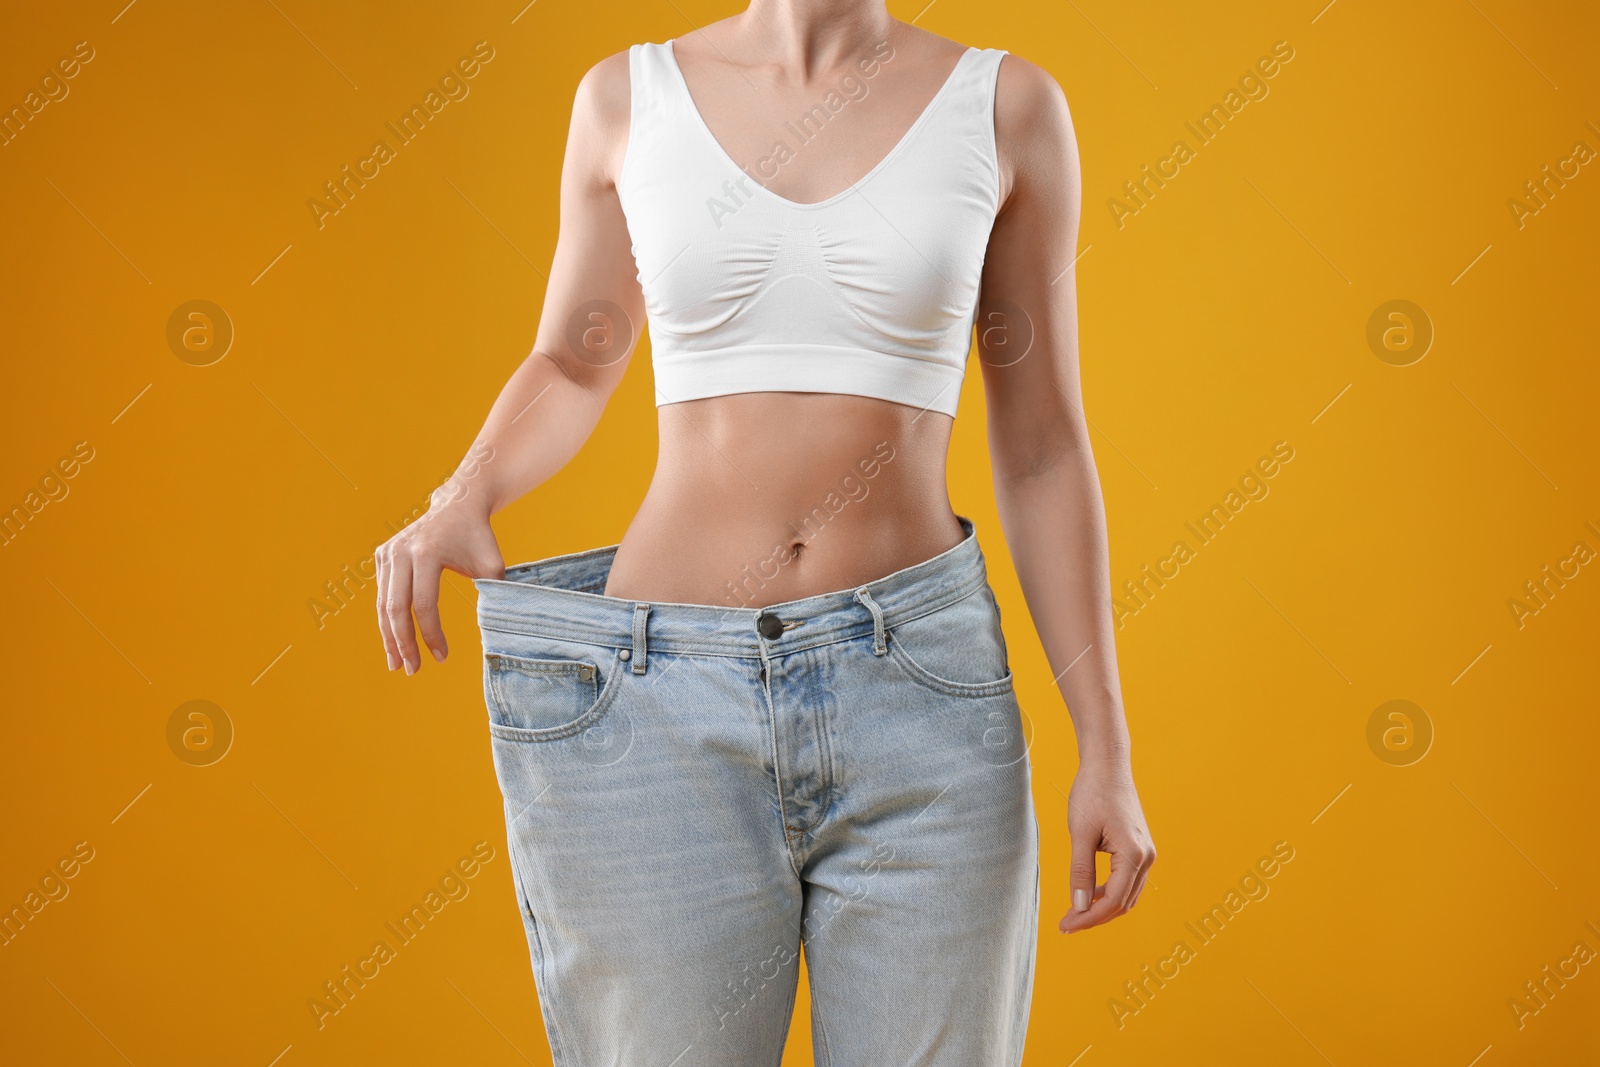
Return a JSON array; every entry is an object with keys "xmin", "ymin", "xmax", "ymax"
[{"xmin": 2, "ymin": 0, "xmax": 1596, "ymax": 1063}]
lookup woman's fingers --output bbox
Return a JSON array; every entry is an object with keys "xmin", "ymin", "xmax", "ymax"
[
  {"xmin": 1121, "ymin": 856, "xmax": 1149, "ymax": 911},
  {"xmin": 410, "ymin": 552, "xmax": 448, "ymax": 664},
  {"xmin": 384, "ymin": 551, "xmax": 421, "ymax": 674},
  {"xmin": 1124, "ymin": 838, "xmax": 1156, "ymax": 911},
  {"xmin": 1128, "ymin": 867, "xmax": 1149, "ymax": 910},
  {"xmin": 1067, "ymin": 823, "xmax": 1098, "ymax": 917},
  {"xmin": 1061, "ymin": 842, "xmax": 1139, "ymax": 934},
  {"xmin": 374, "ymin": 545, "xmax": 399, "ymax": 671}
]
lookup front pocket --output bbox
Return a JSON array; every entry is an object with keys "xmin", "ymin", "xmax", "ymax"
[
  {"xmin": 484, "ymin": 649, "xmax": 622, "ymax": 741},
  {"xmin": 884, "ymin": 585, "xmax": 1015, "ymax": 698}
]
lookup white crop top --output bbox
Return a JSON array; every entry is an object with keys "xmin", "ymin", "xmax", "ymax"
[{"xmin": 616, "ymin": 40, "xmax": 1008, "ymax": 418}]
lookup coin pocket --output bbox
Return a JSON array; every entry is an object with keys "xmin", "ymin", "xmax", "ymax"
[{"xmin": 484, "ymin": 653, "xmax": 604, "ymax": 738}]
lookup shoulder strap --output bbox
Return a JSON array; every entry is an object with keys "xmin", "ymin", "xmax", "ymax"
[
  {"xmin": 628, "ymin": 42, "xmax": 665, "ymax": 123},
  {"xmin": 979, "ymin": 48, "xmax": 1008, "ymax": 170},
  {"xmin": 972, "ymin": 47, "xmax": 1008, "ymax": 118},
  {"xmin": 984, "ymin": 48, "xmax": 1009, "ymax": 99},
  {"xmin": 917, "ymin": 46, "xmax": 1009, "ymax": 144},
  {"xmin": 638, "ymin": 41, "xmax": 707, "ymax": 122},
  {"xmin": 620, "ymin": 42, "xmax": 689, "ymax": 197}
]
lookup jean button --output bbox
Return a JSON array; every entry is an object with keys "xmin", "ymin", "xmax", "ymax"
[{"xmin": 756, "ymin": 613, "xmax": 784, "ymax": 639}]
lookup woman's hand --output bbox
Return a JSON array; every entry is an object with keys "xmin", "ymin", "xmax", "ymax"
[
  {"xmin": 1060, "ymin": 755, "xmax": 1156, "ymax": 933},
  {"xmin": 374, "ymin": 484, "xmax": 505, "ymax": 675}
]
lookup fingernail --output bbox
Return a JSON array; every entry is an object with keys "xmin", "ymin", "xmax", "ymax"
[
  {"xmin": 1073, "ymin": 888, "xmax": 1091, "ymax": 912},
  {"xmin": 386, "ymin": 654, "xmax": 397, "ymax": 671},
  {"xmin": 404, "ymin": 659, "xmax": 416, "ymax": 676},
  {"xmin": 431, "ymin": 647, "xmax": 446, "ymax": 663}
]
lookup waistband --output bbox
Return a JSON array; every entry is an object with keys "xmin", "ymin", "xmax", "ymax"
[{"xmin": 474, "ymin": 514, "xmax": 991, "ymax": 660}]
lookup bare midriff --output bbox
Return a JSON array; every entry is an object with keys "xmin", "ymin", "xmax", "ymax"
[{"xmin": 602, "ymin": 391, "xmax": 967, "ymax": 609}]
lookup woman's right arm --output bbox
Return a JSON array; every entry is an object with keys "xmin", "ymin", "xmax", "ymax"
[{"xmin": 376, "ymin": 50, "xmax": 645, "ymax": 676}]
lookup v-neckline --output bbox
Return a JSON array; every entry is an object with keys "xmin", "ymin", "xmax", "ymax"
[{"xmin": 663, "ymin": 39, "xmax": 976, "ymax": 211}]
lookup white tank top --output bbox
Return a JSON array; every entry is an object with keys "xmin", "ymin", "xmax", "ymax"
[{"xmin": 617, "ymin": 40, "xmax": 1008, "ymax": 418}]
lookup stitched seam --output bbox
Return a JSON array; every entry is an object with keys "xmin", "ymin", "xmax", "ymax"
[
  {"xmin": 771, "ymin": 948, "xmax": 801, "ymax": 1067},
  {"xmin": 811, "ymin": 647, "xmax": 838, "ymax": 831},
  {"xmin": 785, "ymin": 646, "xmax": 837, "ymax": 839},
  {"xmin": 988, "ymin": 49, "xmax": 1007, "ymax": 209},
  {"xmin": 487, "ymin": 649, "xmax": 626, "ymax": 743},
  {"xmin": 1016, "ymin": 844, "xmax": 1042, "ymax": 1067},
  {"xmin": 760, "ymin": 643, "xmax": 804, "ymax": 881},
  {"xmin": 486, "ymin": 664, "xmax": 598, "ymax": 735},
  {"xmin": 508, "ymin": 834, "xmax": 573, "ymax": 1067},
  {"xmin": 807, "ymin": 940, "xmax": 835, "ymax": 1067},
  {"xmin": 616, "ymin": 44, "xmax": 641, "ymax": 201},
  {"xmin": 885, "ymin": 633, "xmax": 1014, "ymax": 698}
]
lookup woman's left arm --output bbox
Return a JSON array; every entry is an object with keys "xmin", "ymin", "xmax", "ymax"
[{"xmin": 977, "ymin": 53, "xmax": 1156, "ymax": 935}]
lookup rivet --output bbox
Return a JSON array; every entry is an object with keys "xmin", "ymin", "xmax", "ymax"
[{"xmin": 618, "ymin": 649, "xmax": 631, "ymax": 661}]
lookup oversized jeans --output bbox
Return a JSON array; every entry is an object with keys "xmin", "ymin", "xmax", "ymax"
[{"xmin": 473, "ymin": 515, "xmax": 1039, "ymax": 1065}]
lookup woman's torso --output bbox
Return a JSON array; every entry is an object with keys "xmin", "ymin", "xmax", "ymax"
[
  {"xmin": 605, "ymin": 392, "xmax": 965, "ymax": 607},
  {"xmin": 599, "ymin": 22, "xmax": 1000, "ymax": 608}
]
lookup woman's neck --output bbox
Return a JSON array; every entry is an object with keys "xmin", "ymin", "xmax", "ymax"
[{"xmin": 731, "ymin": 0, "xmax": 897, "ymax": 75}]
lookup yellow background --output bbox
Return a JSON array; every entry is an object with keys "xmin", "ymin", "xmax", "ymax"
[{"xmin": 2, "ymin": 0, "xmax": 1596, "ymax": 1063}]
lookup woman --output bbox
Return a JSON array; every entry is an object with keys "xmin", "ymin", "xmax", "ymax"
[{"xmin": 375, "ymin": 3, "xmax": 1154, "ymax": 1062}]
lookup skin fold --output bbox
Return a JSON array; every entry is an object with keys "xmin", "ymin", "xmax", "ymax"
[{"xmin": 375, "ymin": 0, "xmax": 1156, "ymax": 936}]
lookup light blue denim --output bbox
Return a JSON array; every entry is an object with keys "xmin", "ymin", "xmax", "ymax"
[{"xmin": 473, "ymin": 515, "xmax": 1039, "ymax": 1066}]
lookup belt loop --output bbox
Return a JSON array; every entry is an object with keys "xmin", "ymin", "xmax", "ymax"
[
  {"xmin": 631, "ymin": 602, "xmax": 650, "ymax": 674},
  {"xmin": 854, "ymin": 587, "xmax": 887, "ymax": 656}
]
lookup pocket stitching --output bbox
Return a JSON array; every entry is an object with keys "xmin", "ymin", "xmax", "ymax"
[
  {"xmin": 486, "ymin": 649, "xmax": 626, "ymax": 743},
  {"xmin": 486, "ymin": 654, "xmax": 598, "ymax": 733},
  {"xmin": 487, "ymin": 656, "xmax": 599, "ymax": 703},
  {"xmin": 885, "ymin": 629, "xmax": 1014, "ymax": 698}
]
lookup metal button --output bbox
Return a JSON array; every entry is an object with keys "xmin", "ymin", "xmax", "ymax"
[
  {"xmin": 756, "ymin": 613, "xmax": 784, "ymax": 639},
  {"xmin": 578, "ymin": 665, "xmax": 595, "ymax": 681},
  {"xmin": 618, "ymin": 649, "xmax": 631, "ymax": 661}
]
